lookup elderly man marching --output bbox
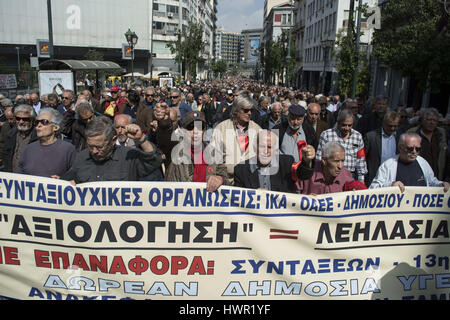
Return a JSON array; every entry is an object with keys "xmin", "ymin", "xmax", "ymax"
[{"xmin": 208, "ymin": 92, "xmax": 262, "ymax": 185}]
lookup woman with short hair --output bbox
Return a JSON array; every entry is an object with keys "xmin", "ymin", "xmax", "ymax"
[{"xmin": 17, "ymin": 107, "xmax": 77, "ymax": 178}]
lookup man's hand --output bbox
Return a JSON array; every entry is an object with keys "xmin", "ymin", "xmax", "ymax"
[
  {"xmin": 392, "ymin": 181, "xmax": 405, "ymax": 193},
  {"xmin": 154, "ymin": 104, "xmax": 169, "ymax": 121},
  {"xmin": 150, "ymin": 120, "xmax": 158, "ymax": 132},
  {"xmin": 126, "ymin": 124, "xmax": 154, "ymax": 153},
  {"xmin": 442, "ymin": 181, "xmax": 449, "ymax": 193},
  {"xmin": 301, "ymin": 145, "xmax": 315, "ymax": 166},
  {"xmin": 206, "ymin": 175, "xmax": 224, "ymax": 193},
  {"xmin": 126, "ymin": 124, "xmax": 144, "ymax": 141}
]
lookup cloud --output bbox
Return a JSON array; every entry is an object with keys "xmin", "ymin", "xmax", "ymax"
[{"xmin": 217, "ymin": 0, "xmax": 263, "ymax": 32}]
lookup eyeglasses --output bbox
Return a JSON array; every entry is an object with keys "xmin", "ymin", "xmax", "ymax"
[
  {"xmin": 87, "ymin": 142, "xmax": 110, "ymax": 151},
  {"xmin": 35, "ymin": 119, "xmax": 53, "ymax": 126},
  {"xmin": 146, "ymin": 94, "xmax": 155, "ymax": 97},
  {"xmin": 62, "ymin": 96, "xmax": 71, "ymax": 100},
  {"xmin": 186, "ymin": 123, "xmax": 206, "ymax": 131},
  {"xmin": 405, "ymin": 146, "xmax": 421, "ymax": 153},
  {"xmin": 15, "ymin": 116, "xmax": 32, "ymax": 122},
  {"xmin": 171, "ymin": 96, "xmax": 179, "ymax": 99},
  {"xmin": 241, "ymin": 108, "xmax": 252, "ymax": 113}
]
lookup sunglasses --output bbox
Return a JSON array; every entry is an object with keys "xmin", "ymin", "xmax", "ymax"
[
  {"xmin": 171, "ymin": 96, "xmax": 179, "ymax": 99},
  {"xmin": 405, "ymin": 146, "xmax": 421, "ymax": 153},
  {"xmin": 15, "ymin": 116, "xmax": 32, "ymax": 122},
  {"xmin": 241, "ymin": 108, "xmax": 252, "ymax": 113},
  {"xmin": 62, "ymin": 96, "xmax": 71, "ymax": 100},
  {"xmin": 186, "ymin": 123, "xmax": 206, "ymax": 131},
  {"xmin": 35, "ymin": 119, "xmax": 54, "ymax": 126},
  {"xmin": 146, "ymin": 94, "xmax": 155, "ymax": 97}
]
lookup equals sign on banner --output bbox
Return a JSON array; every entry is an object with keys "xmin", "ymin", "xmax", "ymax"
[{"xmin": 269, "ymin": 229, "xmax": 299, "ymax": 240}]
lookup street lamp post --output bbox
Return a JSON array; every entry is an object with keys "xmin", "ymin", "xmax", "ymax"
[
  {"xmin": 15, "ymin": 47, "xmax": 20, "ymax": 72},
  {"xmin": 47, "ymin": 0, "xmax": 54, "ymax": 59},
  {"xmin": 321, "ymin": 39, "xmax": 334, "ymax": 95},
  {"xmin": 174, "ymin": 29, "xmax": 182, "ymax": 83},
  {"xmin": 124, "ymin": 28, "xmax": 138, "ymax": 81}
]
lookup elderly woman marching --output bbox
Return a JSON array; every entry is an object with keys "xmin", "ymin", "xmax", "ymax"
[{"xmin": 17, "ymin": 107, "xmax": 77, "ymax": 178}]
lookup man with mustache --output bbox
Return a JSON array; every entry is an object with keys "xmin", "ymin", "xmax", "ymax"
[
  {"xmin": 370, "ymin": 132, "xmax": 449, "ymax": 192},
  {"xmin": 316, "ymin": 109, "xmax": 367, "ymax": 182},
  {"xmin": 297, "ymin": 141, "xmax": 364, "ymax": 195},
  {"xmin": 2, "ymin": 104, "xmax": 38, "ymax": 172},
  {"xmin": 275, "ymin": 104, "xmax": 317, "ymax": 162}
]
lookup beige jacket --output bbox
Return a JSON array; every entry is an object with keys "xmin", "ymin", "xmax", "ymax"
[{"xmin": 209, "ymin": 119, "xmax": 262, "ymax": 185}]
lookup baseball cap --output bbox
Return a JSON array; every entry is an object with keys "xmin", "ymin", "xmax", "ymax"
[
  {"xmin": 288, "ymin": 104, "xmax": 306, "ymax": 117},
  {"xmin": 110, "ymin": 86, "xmax": 119, "ymax": 92},
  {"xmin": 227, "ymin": 90, "xmax": 233, "ymax": 95},
  {"xmin": 182, "ymin": 111, "xmax": 206, "ymax": 129}
]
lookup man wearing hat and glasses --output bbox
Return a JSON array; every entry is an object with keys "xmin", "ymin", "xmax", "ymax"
[{"xmin": 165, "ymin": 111, "xmax": 227, "ymax": 193}]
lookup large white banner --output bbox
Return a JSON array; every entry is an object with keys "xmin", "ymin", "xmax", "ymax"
[{"xmin": 0, "ymin": 173, "xmax": 449, "ymax": 300}]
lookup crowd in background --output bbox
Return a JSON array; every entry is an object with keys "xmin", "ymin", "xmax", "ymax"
[{"xmin": 0, "ymin": 76, "xmax": 449, "ymax": 195}]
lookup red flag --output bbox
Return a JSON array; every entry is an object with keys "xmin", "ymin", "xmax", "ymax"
[{"xmin": 291, "ymin": 140, "xmax": 307, "ymax": 182}]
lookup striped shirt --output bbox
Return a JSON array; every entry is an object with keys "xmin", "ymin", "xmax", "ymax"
[{"xmin": 316, "ymin": 126, "xmax": 367, "ymax": 181}]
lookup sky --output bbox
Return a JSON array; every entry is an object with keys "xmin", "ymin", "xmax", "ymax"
[{"xmin": 216, "ymin": 0, "xmax": 264, "ymax": 33}]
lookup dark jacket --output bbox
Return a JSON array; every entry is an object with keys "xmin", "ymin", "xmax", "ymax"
[
  {"xmin": 201, "ymin": 101, "xmax": 217, "ymax": 128},
  {"xmin": 364, "ymin": 127, "xmax": 400, "ymax": 186},
  {"xmin": 61, "ymin": 145, "xmax": 162, "ymax": 183},
  {"xmin": 2, "ymin": 127, "xmax": 38, "ymax": 172},
  {"xmin": 308, "ymin": 118, "xmax": 329, "ymax": 142},
  {"xmin": 260, "ymin": 113, "xmax": 288, "ymax": 130},
  {"xmin": 356, "ymin": 112, "xmax": 383, "ymax": 137},
  {"xmin": 60, "ymin": 109, "xmax": 94, "ymax": 152},
  {"xmin": 119, "ymin": 102, "xmax": 153, "ymax": 134},
  {"xmin": 234, "ymin": 154, "xmax": 314, "ymax": 193}
]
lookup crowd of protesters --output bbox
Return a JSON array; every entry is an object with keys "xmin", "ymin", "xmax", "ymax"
[{"xmin": 0, "ymin": 76, "xmax": 449, "ymax": 194}]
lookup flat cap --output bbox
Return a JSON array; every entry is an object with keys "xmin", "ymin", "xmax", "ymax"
[
  {"xmin": 288, "ymin": 104, "xmax": 306, "ymax": 117},
  {"xmin": 181, "ymin": 111, "xmax": 206, "ymax": 129}
]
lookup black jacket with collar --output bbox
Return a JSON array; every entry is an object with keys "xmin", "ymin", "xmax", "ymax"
[
  {"xmin": 234, "ymin": 154, "xmax": 314, "ymax": 193},
  {"xmin": 2, "ymin": 126, "xmax": 38, "ymax": 172}
]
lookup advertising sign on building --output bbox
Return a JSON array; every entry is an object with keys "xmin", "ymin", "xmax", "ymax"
[
  {"xmin": 36, "ymin": 39, "xmax": 52, "ymax": 58},
  {"xmin": 122, "ymin": 44, "xmax": 133, "ymax": 60}
]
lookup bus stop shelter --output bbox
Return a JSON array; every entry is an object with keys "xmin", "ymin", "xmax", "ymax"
[{"xmin": 38, "ymin": 59, "xmax": 123, "ymax": 95}]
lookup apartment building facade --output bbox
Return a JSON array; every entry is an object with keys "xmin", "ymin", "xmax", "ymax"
[
  {"xmin": 214, "ymin": 27, "xmax": 243, "ymax": 67},
  {"xmin": 151, "ymin": 0, "xmax": 217, "ymax": 80}
]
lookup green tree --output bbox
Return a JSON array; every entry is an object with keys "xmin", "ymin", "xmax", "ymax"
[
  {"xmin": 334, "ymin": 27, "xmax": 370, "ymax": 98},
  {"xmin": 372, "ymin": 0, "xmax": 450, "ymax": 93},
  {"xmin": 261, "ymin": 30, "xmax": 297, "ymax": 85},
  {"xmin": 211, "ymin": 60, "xmax": 228, "ymax": 79},
  {"xmin": 334, "ymin": 29, "xmax": 358, "ymax": 97},
  {"xmin": 166, "ymin": 22, "xmax": 206, "ymax": 80}
]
